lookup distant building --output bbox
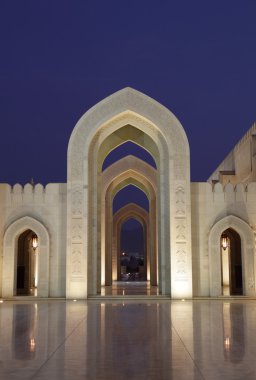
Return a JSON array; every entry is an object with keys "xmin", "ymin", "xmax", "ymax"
[{"xmin": 0, "ymin": 88, "xmax": 255, "ymax": 298}]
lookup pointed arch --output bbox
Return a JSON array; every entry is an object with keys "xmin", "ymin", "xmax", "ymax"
[
  {"xmin": 209, "ymin": 215, "xmax": 255, "ymax": 296},
  {"xmin": 113, "ymin": 204, "xmax": 152, "ymax": 283},
  {"xmin": 67, "ymin": 87, "xmax": 192, "ymax": 299},
  {"xmin": 3, "ymin": 216, "xmax": 50, "ymax": 297}
]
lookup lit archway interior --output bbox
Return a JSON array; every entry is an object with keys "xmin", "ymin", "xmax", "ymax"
[
  {"xmin": 16, "ymin": 230, "xmax": 38, "ymax": 296},
  {"xmin": 98, "ymin": 131, "xmax": 158, "ymax": 294},
  {"xmin": 113, "ymin": 202, "xmax": 152, "ymax": 284},
  {"xmin": 220, "ymin": 228, "xmax": 243, "ymax": 296},
  {"xmin": 119, "ymin": 218, "xmax": 145, "ymax": 281}
]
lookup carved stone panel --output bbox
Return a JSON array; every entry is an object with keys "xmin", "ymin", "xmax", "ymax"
[
  {"xmin": 175, "ymin": 246, "xmax": 187, "ymax": 279},
  {"xmin": 248, "ymin": 277, "xmax": 255, "ymax": 289},
  {"xmin": 175, "ymin": 220, "xmax": 186, "ymax": 242},
  {"xmin": 71, "ymin": 244, "xmax": 84, "ymax": 280},
  {"xmin": 71, "ymin": 184, "xmax": 83, "ymax": 216},
  {"xmin": 71, "ymin": 218, "xmax": 83, "ymax": 242},
  {"xmin": 175, "ymin": 186, "xmax": 186, "ymax": 217}
]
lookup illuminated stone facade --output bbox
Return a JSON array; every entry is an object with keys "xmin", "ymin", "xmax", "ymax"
[{"xmin": 0, "ymin": 88, "xmax": 255, "ymax": 298}]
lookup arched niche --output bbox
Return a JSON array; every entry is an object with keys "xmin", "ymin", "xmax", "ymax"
[
  {"xmin": 67, "ymin": 87, "xmax": 191, "ymax": 299},
  {"xmin": 3, "ymin": 216, "xmax": 50, "ymax": 297},
  {"xmin": 209, "ymin": 215, "xmax": 255, "ymax": 296},
  {"xmin": 113, "ymin": 203, "xmax": 153, "ymax": 284}
]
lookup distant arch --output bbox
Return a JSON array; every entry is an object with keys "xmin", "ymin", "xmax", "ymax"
[
  {"xmin": 113, "ymin": 203, "xmax": 152, "ymax": 282},
  {"xmin": 104, "ymin": 173, "xmax": 156, "ymax": 288},
  {"xmin": 3, "ymin": 216, "xmax": 50, "ymax": 297}
]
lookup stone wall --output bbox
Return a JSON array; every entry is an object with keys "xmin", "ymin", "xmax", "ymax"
[
  {"xmin": 208, "ymin": 123, "xmax": 256, "ymax": 185},
  {"xmin": 0, "ymin": 183, "xmax": 67, "ymax": 297},
  {"xmin": 191, "ymin": 182, "xmax": 256, "ymax": 296}
]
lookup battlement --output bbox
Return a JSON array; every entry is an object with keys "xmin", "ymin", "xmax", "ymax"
[
  {"xmin": 192, "ymin": 181, "xmax": 256, "ymax": 203},
  {"xmin": 0, "ymin": 183, "xmax": 67, "ymax": 206}
]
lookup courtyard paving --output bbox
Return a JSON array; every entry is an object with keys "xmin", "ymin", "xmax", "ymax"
[{"xmin": 0, "ymin": 298, "xmax": 256, "ymax": 379}]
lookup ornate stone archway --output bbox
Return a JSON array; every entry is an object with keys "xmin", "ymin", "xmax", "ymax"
[
  {"xmin": 101, "ymin": 156, "xmax": 157, "ymax": 288},
  {"xmin": 113, "ymin": 203, "xmax": 152, "ymax": 283},
  {"xmin": 209, "ymin": 215, "xmax": 255, "ymax": 296},
  {"xmin": 67, "ymin": 87, "xmax": 191, "ymax": 298},
  {"xmin": 104, "ymin": 172, "xmax": 156, "ymax": 288},
  {"xmin": 3, "ymin": 216, "xmax": 50, "ymax": 297}
]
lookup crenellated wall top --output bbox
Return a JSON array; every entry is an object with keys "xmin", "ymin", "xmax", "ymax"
[{"xmin": 0, "ymin": 183, "xmax": 66, "ymax": 205}]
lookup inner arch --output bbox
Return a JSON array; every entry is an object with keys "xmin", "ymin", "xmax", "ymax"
[
  {"xmin": 113, "ymin": 184, "xmax": 149, "ymax": 213},
  {"xmin": 98, "ymin": 124, "xmax": 160, "ymax": 170},
  {"xmin": 102, "ymin": 141, "xmax": 157, "ymax": 171}
]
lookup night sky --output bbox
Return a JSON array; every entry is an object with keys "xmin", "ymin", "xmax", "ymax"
[{"xmin": 1, "ymin": 1, "xmax": 256, "ymax": 185}]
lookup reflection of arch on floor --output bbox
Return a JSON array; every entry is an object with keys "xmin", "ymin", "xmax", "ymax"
[
  {"xmin": 67, "ymin": 88, "xmax": 192, "ymax": 299},
  {"xmin": 209, "ymin": 215, "xmax": 255, "ymax": 296},
  {"xmin": 3, "ymin": 216, "xmax": 50, "ymax": 297},
  {"xmin": 102, "ymin": 156, "xmax": 157, "ymax": 288},
  {"xmin": 113, "ymin": 203, "xmax": 157, "ymax": 285}
]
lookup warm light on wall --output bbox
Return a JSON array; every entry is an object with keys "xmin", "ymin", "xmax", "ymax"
[
  {"xmin": 29, "ymin": 338, "xmax": 36, "ymax": 352},
  {"xmin": 224, "ymin": 336, "xmax": 231, "ymax": 350},
  {"xmin": 221, "ymin": 234, "xmax": 228, "ymax": 250},
  {"xmin": 32, "ymin": 235, "xmax": 38, "ymax": 250}
]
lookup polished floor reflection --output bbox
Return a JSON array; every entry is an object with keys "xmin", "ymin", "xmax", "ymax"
[
  {"xmin": 1, "ymin": 299, "xmax": 256, "ymax": 379},
  {"xmin": 102, "ymin": 281, "xmax": 159, "ymax": 296}
]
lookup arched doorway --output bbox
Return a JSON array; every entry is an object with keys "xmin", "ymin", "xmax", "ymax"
[
  {"xmin": 16, "ymin": 230, "xmax": 38, "ymax": 295},
  {"xmin": 99, "ymin": 125, "xmax": 158, "ymax": 293},
  {"xmin": 3, "ymin": 216, "xmax": 50, "ymax": 297},
  {"xmin": 220, "ymin": 228, "xmax": 243, "ymax": 296},
  {"xmin": 119, "ymin": 218, "xmax": 146, "ymax": 281},
  {"xmin": 209, "ymin": 215, "xmax": 255, "ymax": 297},
  {"xmin": 67, "ymin": 88, "xmax": 192, "ymax": 299},
  {"xmin": 102, "ymin": 156, "xmax": 157, "ymax": 290},
  {"xmin": 105, "ymin": 175, "xmax": 156, "ymax": 289}
]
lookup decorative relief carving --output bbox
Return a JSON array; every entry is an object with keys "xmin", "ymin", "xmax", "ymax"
[
  {"xmin": 71, "ymin": 185, "xmax": 83, "ymax": 215},
  {"xmin": 71, "ymin": 247, "xmax": 83, "ymax": 277},
  {"xmin": 70, "ymin": 138, "xmax": 83, "ymax": 179},
  {"xmin": 248, "ymin": 277, "xmax": 255, "ymax": 289},
  {"xmin": 71, "ymin": 219, "xmax": 83, "ymax": 241},
  {"xmin": 175, "ymin": 186, "xmax": 186, "ymax": 216},
  {"xmin": 176, "ymin": 221, "xmax": 186, "ymax": 241},
  {"xmin": 175, "ymin": 248, "xmax": 187, "ymax": 276}
]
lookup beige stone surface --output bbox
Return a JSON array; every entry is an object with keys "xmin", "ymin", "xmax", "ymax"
[{"xmin": 1, "ymin": 88, "xmax": 256, "ymax": 299}]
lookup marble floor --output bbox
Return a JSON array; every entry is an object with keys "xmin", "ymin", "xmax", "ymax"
[
  {"xmin": 102, "ymin": 281, "xmax": 160, "ymax": 296},
  {"xmin": 0, "ymin": 299, "xmax": 256, "ymax": 379}
]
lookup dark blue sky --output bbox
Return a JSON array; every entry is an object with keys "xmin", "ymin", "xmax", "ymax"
[{"xmin": 0, "ymin": 1, "xmax": 256, "ymax": 184}]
